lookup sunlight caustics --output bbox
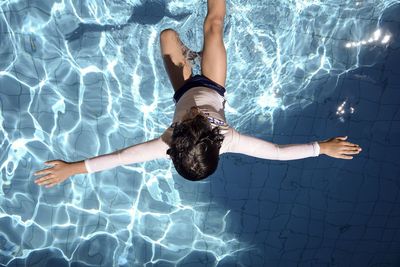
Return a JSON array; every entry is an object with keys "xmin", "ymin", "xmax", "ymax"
[
  {"xmin": 0, "ymin": 0, "xmax": 398, "ymax": 266},
  {"xmin": 345, "ymin": 28, "xmax": 392, "ymax": 48}
]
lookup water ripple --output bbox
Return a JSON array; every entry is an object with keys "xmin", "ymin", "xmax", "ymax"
[{"xmin": 0, "ymin": 0, "xmax": 398, "ymax": 266}]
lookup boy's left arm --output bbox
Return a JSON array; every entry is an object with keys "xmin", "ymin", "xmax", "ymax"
[
  {"xmin": 221, "ymin": 128, "xmax": 361, "ymax": 160},
  {"xmin": 221, "ymin": 128, "xmax": 320, "ymax": 160}
]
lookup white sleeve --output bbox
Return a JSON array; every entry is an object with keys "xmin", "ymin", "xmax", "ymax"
[
  {"xmin": 84, "ymin": 137, "xmax": 169, "ymax": 173},
  {"xmin": 221, "ymin": 128, "xmax": 320, "ymax": 160}
]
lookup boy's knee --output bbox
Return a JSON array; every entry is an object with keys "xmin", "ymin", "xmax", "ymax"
[
  {"xmin": 204, "ymin": 17, "xmax": 224, "ymax": 34},
  {"xmin": 160, "ymin": 29, "xmax": 177, "ymax": 41}
]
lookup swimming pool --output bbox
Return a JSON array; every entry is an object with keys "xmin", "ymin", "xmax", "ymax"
[{"xmin": 1, "ymin": 0, "xmax": 399, "ymax": 266}]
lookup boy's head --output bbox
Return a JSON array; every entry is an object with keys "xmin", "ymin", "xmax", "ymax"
[{"xmin": 167, "ymin": 108, "xmax": 224, "ymax": 181}]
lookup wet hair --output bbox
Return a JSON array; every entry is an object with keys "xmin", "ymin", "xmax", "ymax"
[{"xmin": 166, "ymin": 115, "xmax": 224, "ymax": 181}]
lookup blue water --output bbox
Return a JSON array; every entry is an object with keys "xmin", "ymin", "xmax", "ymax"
[{"xmin": 1, "ymin": 0, "xmax": 400, "ymax": 266}]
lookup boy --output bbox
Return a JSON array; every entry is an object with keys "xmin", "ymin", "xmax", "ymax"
[{"xmin": 34, "ymin": 0, "xmax": 362, "ymax": 187}]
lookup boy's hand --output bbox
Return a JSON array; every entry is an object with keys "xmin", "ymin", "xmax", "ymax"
[
  {"xmin": 34, "ymin": 160, "xmax": 75, "ymax": 188},
  {"xmin": 318, "ymin": 136, "xmax": 362, "ymax": 159}
]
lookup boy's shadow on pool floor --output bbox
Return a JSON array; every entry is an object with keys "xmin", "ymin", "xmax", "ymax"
[{"xmin": 65, "ymin": 0, "xmax": 191, "ymax": 42}]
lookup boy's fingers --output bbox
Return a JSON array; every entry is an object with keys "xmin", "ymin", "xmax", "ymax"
[
  {"xmin": 346, "ymin": 150, "xmax": 360, "ymax": 155},
  {"xmin": 340, "ymin": 152, "xmax": 354, "ymax": 159},
  {"xmin": 34, "ymin": 168, "xmax": 53, "ymax": 175},
  {"xmin": 35, "ymin": 174, "xmax": 53, "ymax": 184},
  {"xmin": 37, "ymin": 180, "xmax": 52, "ymax": 186},
  {"xmin": 343, "ymin": 147, "xmax": 361, "ymax": 151},
  {"xmin": 344, "ymin": 143, "xmax": 359, "ymax": 147}
]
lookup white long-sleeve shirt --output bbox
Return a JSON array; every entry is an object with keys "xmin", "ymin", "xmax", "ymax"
[{"xmin": 84, "ymin": 87, "xmax": 320, "ymax": 173}]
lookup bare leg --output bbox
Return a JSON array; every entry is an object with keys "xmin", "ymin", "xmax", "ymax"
[
  {"xmin": 160, "ymin": 29, "xmax": 200, "ymax": 92},
  {"xmin": 201, "ymin": 0, "xmax": 227, "ymax": 87}
]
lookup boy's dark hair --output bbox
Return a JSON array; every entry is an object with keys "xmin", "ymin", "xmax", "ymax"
[{"xmin": 166, "ymin": 115, "xmax": 224, "ymax": 181}]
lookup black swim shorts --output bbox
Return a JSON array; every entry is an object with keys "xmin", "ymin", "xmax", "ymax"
[{"xmin": 173, "ymin": 74, "xmax": 226, "ymax": 104}]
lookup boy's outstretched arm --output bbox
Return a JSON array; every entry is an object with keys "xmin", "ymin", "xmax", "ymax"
[
  {"xmin": 34, "ymin": 137, "xmax": 169, "ymax": 188},
  {"xmin": 221, "ymin": 129, "xmax": 362, "ymax": 160}
]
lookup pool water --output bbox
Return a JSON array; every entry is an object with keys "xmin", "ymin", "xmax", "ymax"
[{"xmin": 1, "ymin": 0, "xmax": 400, "ymax": 266}]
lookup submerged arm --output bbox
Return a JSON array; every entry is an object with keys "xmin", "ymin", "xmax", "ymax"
[
  {"xmin": 34, "ymin": 137, "xmax": 169, "ymax": 188},
  {"xmin": 222, "ymin": 129, "xmax": 361, "ymax": 160},
  {"xmin": 222, "ymin": 128, "xmax": 319, "ymax": 160},
  {"xmin": 84, "ymin": 137, "xmax": 169, "ymax": 173}
]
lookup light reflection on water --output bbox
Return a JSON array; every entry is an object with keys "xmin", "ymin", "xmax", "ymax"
[{"xmin": 0, "ymin": 0, "xmax": 398, "ymax": 265}]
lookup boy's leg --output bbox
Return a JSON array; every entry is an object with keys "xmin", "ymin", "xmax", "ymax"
[
  {"xmin": 201, "ymin": 0, "xmax": 227, "ymax": 87},
  {"xmin": 160, "ymin": 29, "xmax": 196, "ymax": 92}
]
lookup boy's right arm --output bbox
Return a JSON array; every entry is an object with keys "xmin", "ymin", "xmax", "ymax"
[
  {"xmin": 34, "ymin": 137, "xmax": 169, "ymax": 188},
  {"xmin": 84, "ymin": 137, "xmax": 169, "ymax": 173}
]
